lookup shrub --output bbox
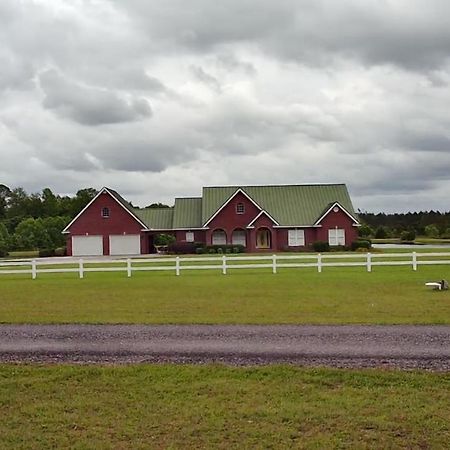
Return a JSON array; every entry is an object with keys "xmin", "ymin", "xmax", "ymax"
[
  {"xmin": 312, "ymin": 241, "xmax": 330, "ymax": 252},
  {"xmin": 54, "ymin": 247, "xmax": 67, "ymax": 257},
  {"xmin": 374, "ymin": 226, "xmax": 390, "ymax": 239},
  {"xmin": 205, "ymin": 245, "xmax": 245, "ymax": 254},
  {"xmin": 358, "ymin": 224, "xmax": 373, "ymax": 238},
  {"xmin": 351, "ymin": 240, "xmax": 372, "ymax": 251},
  {"xmin": 38, "ymin": 248, "xmax": 55, "ymax": 257},
  {"xmin": 168, "ymin": 242, "xmax": 197, "ymax": 254},
  {"xmin": 195, "ymin": 247, "xmax": 205, "ymax": 254},
  {"xmin": 400, "ymin": 230, "xmax": 416, "ymax": 241},
  {"xmin": 0, "ymin": 248, "xmax": 7, "ymax": 257},
  {"xmin": 154, "ymin": 233, "xmax": 176, "ymax": 246},
  {"xmin": 424, "ymin": 224, "xmax": 439, "ymax": 238}
]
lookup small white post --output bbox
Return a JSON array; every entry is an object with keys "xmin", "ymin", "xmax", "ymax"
[
  {"xmin": 412, "ymin": 251, "xmax": 417, "ymax": 271},
  {"xmin": 272, "ymin": 254, "xmax": 277, "ymax": 274},
  {"xmin": 317, "ymin": 253, "xmax": 322, "ymax": 273},
  {"xmin": 175, "ymin": 256, "xmax": 180, "ymax": 276},
  {"xmin": 31, "ymin": 259, "xmax": 37, "ymax": 280},
  {"xmin": 79, "ymin": 259, "xmax": 84, "ymax": 279},
  {"xmin": 222, "ymin": 255, "xmax": 227, "ymax": 275},
  {"xmin": 127, "ymin": 258, "xmax": 132, "ymax": 277},
  {"xmin": 367, "ymin": 252, "xmax": 372, "ymax": 272}
]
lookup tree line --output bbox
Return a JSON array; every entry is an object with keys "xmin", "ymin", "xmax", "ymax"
[
  {"xmin": 358, "ymin": 211, "xmax": 450, "ymax": 239},
  {"xmin": 0, "ymin": 185, "xmax": 97, "ymax": 256}
]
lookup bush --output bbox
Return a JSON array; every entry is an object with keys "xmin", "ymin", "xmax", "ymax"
[
  {"xmin": 351, "ymin": 240, "xmax": 372, "ymax": 251},
  {"xmin": 195, "ymin": 247, "xmax": 205, "ymax": 254},
  {"xmin": 400, "ymin": 230, "xmax": 416, "ymax": 241},
  {"xmin": 374, "ymin": 226, "xmax": 390, "ymax": 239},
  {"xmin": 312, "ymin": 241, "xmax": 330, "ymax": 252},
  {"xmin": 167, "ymin": 242, "xmax": 197, "ymax": 254},
  {"xmin": 154, "ymin": 233, "xmax": 176, "ymax": 246},
  {"xmin": 54, "ymin": 247, "xmax": 67, "ymax": 257},
  {"xmin": 38, "ymin": 248, "xmax": 55, "ymax": 257},
  {"xmin": 205, "ymin": 245, "xmax": 245, "ymax": 254},
  {"xmin": 0, "ymin": 248, "xmax": 7, "ymax": 257}
]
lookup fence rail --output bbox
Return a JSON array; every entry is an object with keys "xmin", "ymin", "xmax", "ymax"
[{"xmin": 1, "ymin": 252, "xmax": 450, "ymax": 279}]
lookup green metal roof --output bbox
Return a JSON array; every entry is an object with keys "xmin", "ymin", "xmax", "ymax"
[
  {"xmin": 133, "ymin": 207, "xmax": 174, "ymax": 229},
  {"xmin": 202, "ymin": 184, "xmax": 357, "ymax": 226},
  {"xmin": 173, "ymin": 197, "xmax": 203, "ymax": 228}
]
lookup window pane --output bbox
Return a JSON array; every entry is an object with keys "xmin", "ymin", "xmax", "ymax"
[
  {"xmin": 232, "ymin": 230, "xmax": 246, "ymax": 246},
  {"xmin": 212, "ymin": 230, "xmax": 226, "ymax": 245},
  {"xmin": 186, "ymin": 232, "xmax": 194, "ymax": 242}
]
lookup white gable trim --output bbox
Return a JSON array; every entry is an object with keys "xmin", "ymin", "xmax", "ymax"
[
  {"xmin": 246, "ymin": 210, "xmax": 280, "ymax": 228},
  {"xmin": 314, "ymin": 202, "xmax": 359, "ymax": 226},
  {"xmin": 62, "ymin": 187, "xmax": 148, "ymax": 233},
  {"xmin": 203, "ymin": 188, "xmax": 263, "ymax": 227}
]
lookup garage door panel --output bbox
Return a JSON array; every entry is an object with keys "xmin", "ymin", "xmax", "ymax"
[
  {"xmin": 109, "ymin": 235, "xmax": 141, "ymax": 255},
  {"xmin": 72, "ymin": 236, "xmax": 103, "ymax": 256}
]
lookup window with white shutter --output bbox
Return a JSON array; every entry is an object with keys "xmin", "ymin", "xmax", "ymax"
[
  {"xmin": 288, "ymin": 229, "xmax": 305, "ymax": 246},
  {"xmin": 328, "ymin": 229, "xmax": 345, "ymax": 246}
]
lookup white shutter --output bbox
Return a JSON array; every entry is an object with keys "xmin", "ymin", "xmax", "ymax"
[
  {"xmin": 288, "ymin": 229, "xmax": 305, "ymax": 246},
  {"xmin": 328, "ymin": 229, "xmax": 345, "ymax": 246}
]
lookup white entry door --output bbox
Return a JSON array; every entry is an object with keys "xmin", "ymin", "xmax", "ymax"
[
  {"xmin": 109, "ymin": 235, "xmax": 141, "ymax": 255},
  {"xmin": 72, "ymin": 236, "xmax": 103, "ymax": 256}
]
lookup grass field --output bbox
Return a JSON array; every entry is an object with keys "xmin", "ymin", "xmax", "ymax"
[
  {"xmin": 1, "ymin": 265, "xmax": 449, "ymax": 324},
  {"xmin": 0, "ymin": 364, "xmax": 448, "ymax": 449}
]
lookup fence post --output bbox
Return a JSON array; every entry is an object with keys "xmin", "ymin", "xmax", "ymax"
[
  {"xmin": 272, "ymin": 254, "xmax": 277, "ymax": 274},
  {"xmin": 31, "ymin": 259, "xmax": 37, "ymax": 280},
  {"xmin": 175, "ymin": 256, "xmax": 180, "ymax": 276},
  {"xmin": 79, "ymin": 259, "xmax": 84, "ymax": 279},
  {"xmin": 222, "ymin": 255, "xmax": 227, "ymax": 275},
  {"xmin": 127, "ymin": 258, "xmax": 132, "ymax": 277},
  {"xmin": 367, "ymin": 252, "xmax": 372, "ymax": 272},
  {"xmin": 317, "ymin": 253, "xmax": 322, "ymax": 273},
  {"xmin": 412, "ymin": 252, "xmax": 417, "ymax": 271}
]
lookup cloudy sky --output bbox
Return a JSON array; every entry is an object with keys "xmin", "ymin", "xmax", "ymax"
[{"xmin": 1, "ymin": 0, "xmax": 450, "ymax": 212}]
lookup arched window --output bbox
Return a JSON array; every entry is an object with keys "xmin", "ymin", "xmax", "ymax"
[
  {"xmin": 232, "ymin": 229, "xmax": 246, "ymax": 247},
  {"xmin": 212, "ymin": 229, "xmax": 227, "ymax": 245}
]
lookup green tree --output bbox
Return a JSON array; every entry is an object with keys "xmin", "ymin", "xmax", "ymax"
[
  {"xmin": 14, "ymin": 218, "xmax": 52, "ymax": 250},
  {"xmin": 424, "ymin": 224, "xmax": 439, "ymax": 238},
  {"xmin": 358, "ymin": 224, "xmax": 373, "ymax": 238},
  {"xmin": 0, "ymin": 222, "xmax": 10, "ymax": 256},
  {"xmin": 42, "ymin": 188, "xmax": 59, "ymax": 217},
  {"xmin": 41, "ymin": 216, "xmax": 70, "ymax": 248},
  {"xmin": 70, "ymin": 188, "xmax": 98, "ymax": 217},
  {"xmin": 0, "ymin": 184, "xmax": 11, "ymax": 219}
]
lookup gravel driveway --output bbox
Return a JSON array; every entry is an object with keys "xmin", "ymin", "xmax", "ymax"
[{"xmin": 1, "ymin": 324, "xmax": 449, "ymax": 370}]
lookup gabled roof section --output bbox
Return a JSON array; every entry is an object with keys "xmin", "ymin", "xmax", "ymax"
[
  {"xmin": 202, "ymin": 188, "xmax": 263, "ymax": 226},
  {"xmin": 247, "ymin": 210, "xmax": 280, "ymax": 228},
  {"xmin": 62, "ymin": 187, "xmax": 147, "ymax": 233},
  {"xmin": 201, "ymin": 184, "xmax": 357, "ymax": 227},
  {"xmin": 134, "ymin": 207, "xmax": 174, "ymax": 230},
  {"xmin": 314, "ymin": 201, "xmax": 360, "ymax": 225},
  {"xmin": 173, "ymin": 197, "xmax": 203, "ymax": 229}
]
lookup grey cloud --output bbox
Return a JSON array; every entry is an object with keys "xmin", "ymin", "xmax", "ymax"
[
  {"xmin": 39, "ymin": 69, "xmax": 152, "ymax": 125},
  {"xmin": 118, "ymin": 0, "xmax": 450, "ymax": 72},
  {"xmin": 190, "ymin": 66, "xmax": 221, "ymax": 92}
]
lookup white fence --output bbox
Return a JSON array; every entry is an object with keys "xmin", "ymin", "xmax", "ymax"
[{"xmin": 1, "ymin": 252, "xmax": 450, "ymax": 279}]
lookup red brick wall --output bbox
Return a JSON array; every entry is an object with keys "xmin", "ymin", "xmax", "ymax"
[
  {"xmin": 205, "ymin": 192, "xmax": 261, "ymax": 247},
  {"xmin": 315, "ymin": 208, "xmax": 358, "ymax": 245},
  {"xmin": 66, "ymin": 192, "xmax": 145, "ymax": 255}
]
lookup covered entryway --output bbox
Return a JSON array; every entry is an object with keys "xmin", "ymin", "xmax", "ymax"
[
  {"xmin": 109, "ymin": 235, "xmax": 141, "ymax": 255},
  {"xmin": 256, "ymin": 228, "xmax": 271, "ymax": 249},
  {"xmin": 72, "ymin": 235, "xmax": 103, "ymax": 256}
]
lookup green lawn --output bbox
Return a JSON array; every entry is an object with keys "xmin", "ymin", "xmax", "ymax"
[
  {"xmin": 0, "ymin": 365, "xmax": 448, "ymax": 449},
  {"xmin": 1, "ymin": 266, "xmax": 449, "ymax": 324}
]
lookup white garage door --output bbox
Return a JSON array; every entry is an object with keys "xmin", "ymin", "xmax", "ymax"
[
  {"xmin": 109, "ymin": 235, "xmax": 141, "ymax": 255},
  {"xmin": 72, "ymin": 236, "xmax": 103, "ymax": 256}
]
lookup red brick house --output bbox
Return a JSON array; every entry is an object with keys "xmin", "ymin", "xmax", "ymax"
[{"xmin": 63, "ymin": 184, "xmax": 360, "ymax": 256}]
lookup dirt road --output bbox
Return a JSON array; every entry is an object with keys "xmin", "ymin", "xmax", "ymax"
[{"xmin": 1, "ymin": 324, "xmax": 449, "ymax": 370}]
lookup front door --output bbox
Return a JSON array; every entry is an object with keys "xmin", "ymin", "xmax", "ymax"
[{"xmin": 256, "ymin": 228, "xmax": 271, "ymax": 249}]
